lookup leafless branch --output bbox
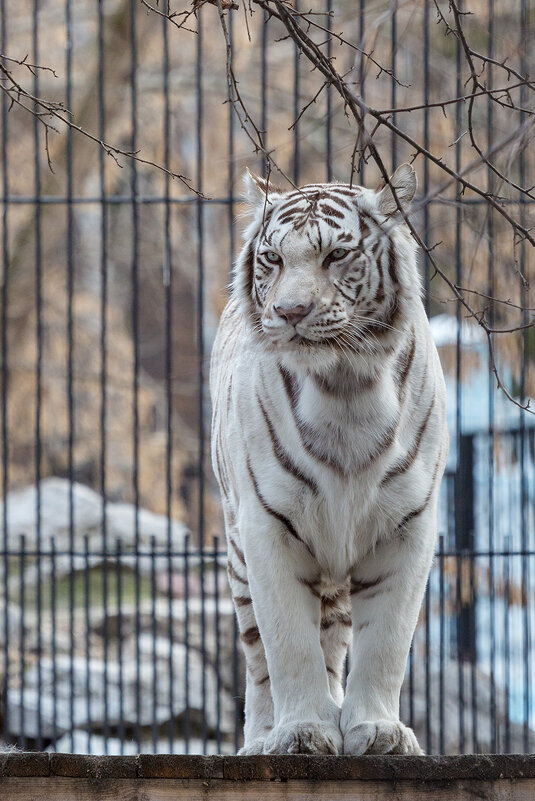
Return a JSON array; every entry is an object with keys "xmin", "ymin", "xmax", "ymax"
[{"xmin": 0, "ymin": 53, "xmax": 202, "ymax": 194}]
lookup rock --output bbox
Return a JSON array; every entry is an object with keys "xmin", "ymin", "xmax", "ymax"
[
  {"xmin": 6, "ymin": 644, "xmax": 236, "ymax": 742},
  {"xmin": 0, "ymin": 478, "xmax": 187, "ymax": 554},
  {"xmin": 90, "ymin": 596, "xmax": 243, "ymax": 696},
  {"xmin": 0, "ymin": 478, "xmax": 188, "ymax": 585}
]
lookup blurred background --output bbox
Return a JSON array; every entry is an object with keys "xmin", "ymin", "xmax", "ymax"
[{"xmin": 0, "ymin": 0, "xmax": 534, "ymax": 755}]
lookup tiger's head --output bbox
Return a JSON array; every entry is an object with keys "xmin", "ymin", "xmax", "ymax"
[{"xmin": 233, "ymin": 165, "xmax": 421, "ymax": 369}]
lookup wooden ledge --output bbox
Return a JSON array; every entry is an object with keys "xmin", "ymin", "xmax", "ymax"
[{"xmin": 1, "ymin": 753, "xmax": 535, "ymax": 799}]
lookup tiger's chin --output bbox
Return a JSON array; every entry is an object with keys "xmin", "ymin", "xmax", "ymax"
[{"xmin": 275, "ymin": 336, "xmax": 344, "ymax": 374}]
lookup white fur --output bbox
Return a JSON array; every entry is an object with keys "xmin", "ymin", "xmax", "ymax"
[{"xmin": 210, "ymin": 167, "xmax": 448, "ymax": 755}]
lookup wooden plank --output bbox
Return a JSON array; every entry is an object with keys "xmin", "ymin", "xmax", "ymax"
[{"xmin": 2, "ymin": 777, "xmax": 535, "ymax": 800}]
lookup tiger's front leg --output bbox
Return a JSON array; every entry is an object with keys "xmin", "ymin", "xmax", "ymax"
[
  {"xmin": 341, "ymin": 509, "xmax": 437, "ymax": 755},
  {"xmin": 241, "ymin": 502, "xmax": 343, "ymax": 755}
]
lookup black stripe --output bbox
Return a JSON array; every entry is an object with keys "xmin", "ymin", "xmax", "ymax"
[
  {"xmin": 229, "ymin": 535, "xmax": 246, "ymax": 566},
  {"xmin": 387, "ymin": 240, "xmax": 399, "ymax": 288},
  {"xmin": 321, "ymin": 588, "xmax": 349, "ymax": 608},
  {"xmin": 215, "ymin": 444, "xmax": 230, "ymax": 500},
  {"xmin": 334, "ymin": 281, "xmax": 356, "ymax": 304},
  {"xmin": 299, "ymin": 577, "xmax": 322, "ymax": 599},
  {"xmin": 277, "ymin": 199, "xmax": 305, "ymax": 214},
  {"xmin": 255, "ymin": 674, "xmax": 270, "ymax": 686},
  {"xmin": 320, "ymin": 203, "xmax": 345, "ymax": 218},
  {"xmin": 313, "ymin": 368, "xmax": 377, "ymax": 396},
  {"xmin": 358, "ymin": 212, "xmax": 372, "ymax": 242},
  {"xmin": 242, "ymin": 240, "xmax": 255, "ymax": 301},
  {"xmin": 324, "ymin": 217, "xmax": 342, "ymax": 229},
  {"xmin": 278, "ymin": 212, "xmax": 301, "ymax": 225},
  {"xmin": 257, "ymin": 394, "xmax": 319, "ymax": 494},
  {"xmin": 374, "ymin": 245, "xmax": 385, "ymax": 303},
  {"xmin": 393, "ymin": 448, "xmax": 444, "ymax": 535},
  {"xmin": 350, "ymin": 575, "xmax": 387, "ymax": 595},
  {"xmin": 381, "ymin": 396, "xmax": 435, "ymax": 485},
  {"xmin": 253, "ymin": 278, "xmax": 262, "ymax": 309},
  {"xmin": 246, "ymin": 452, "xmax": 312, "ymax": 554},
  {"xmin": 228, "ymin": 561, "xmax": 248, "ymax": 586},
  {"xmin": 326, "ymin": 195, "xmax": 351, "ymax": 210},
  {"xmin": 241, "ymin": 626, "xmax": 261, "ymax": 646},
  {"xmin": 234, "ymin": 595, "xmax": 252, "ymax": 607},
  {"xmin": 279, "ymin": 365, "xmax": 346, "ymax": 475},
  {"xmin": 353, "ymin": 417, "xmax": 399, "ymax": 472},
  {"xmin": 394, "ymin": 501, "xmax": 429, "ymax": 533},
  {"xmin": 260, "ymin": 206, "xmax": 274, "ymax": 236},
  {"xmin": 320, "ymin": 613, "xmax": 352, "ymax": 630},
  {"xmin": 328, "ymin": 187, "xmax": 360, "ymax": 197},
  {"xmin": 396, "ymin": 331, "xmax": 416, "ymax": 389}
]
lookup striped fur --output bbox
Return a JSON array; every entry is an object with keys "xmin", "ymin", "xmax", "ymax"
[{"xmin": 210, "ymin": 165, "xmax": 448, "ymax": 756}]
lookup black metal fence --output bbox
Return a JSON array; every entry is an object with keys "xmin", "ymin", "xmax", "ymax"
[{"xmin": 0, "ymin": 0, "xmax": 534, "ymax": 756}]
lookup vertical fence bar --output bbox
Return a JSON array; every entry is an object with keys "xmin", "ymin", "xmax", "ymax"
[
  {"xmin": 486, "ymin": 0, "xmax": 497, "ymax": 755},
  {"xmin": 51, "ymin": 536, "xmax": 58, "ymax": 750},
  {"xmin": 504, "ymin": 536, "xmax": 511, "ymax": 752},
  {"xmin": 422, "ymin": 0, "xmax": 432, "ymax": 750},
  {"xmin": 293, "ymin": 0, "xmax": 300, "ymax": 184},
  {"xmin": 519, "ymin": 0, "xmax": 530, "ymax": 754},
  {"xmin": 151, "ymin": 536, "xmax": 158, "ymax": 753},
  {"xmin": 214, "ymin": 536, "xmax": 222, "ymax": 753},
  {"xmin": 227, "ymin": 10, "xmax": 237, "ymax": 747},
  {"xmin": 196, "ymin": 7, "xmax": 208, "ymax": 754},
  {"xmin": 65, "ymin": 0, "xmax": 76, "ymax": 755},
  {"xmin": 390, "ymin": 0, "xmax": 397, "ymax": 171},
  {"xmin": 424, "ymin": 583, "xmax": 431, "ymax": 753},
  {"xmin": 97, "ymin": 0, "xmax": 110, "ymax": 755},
  {"xmin": 162, "ymin": 1, "xmax": 175, "ymax": 755},
  {"xmin": 84, "ymin": 535, "xmax": 91, "ymax": 754},
  {"xmin": 422, "ymin": 0, "xmax": 430, "ymax": 308},
  {"xmin": 326, "ymin": 0, "xmax": 332, "ymax": 182},
  {"xmin": 18, "ymin": 535, "xmax": 25, "ymax": 749},
  {"xmin": 358, "ymin": 0, "xmax": 366, "ymax": 184},
  {"xmin": 116, "ymin": 538, "xmax": 125, "ymax": 753},
  {"xmin": 129, "ymin": 0, "xmax": 142, "ymax": 754},
  {"xmin": 439, "ymin": 535, "xmax": 445, "ymax": 754},
  {"xmin": 260, "ymin": 8, "xmax": 268, "ymax": 177},
  {"xmin": 470, "ymin": 549, "xmax": 478, "ymax": 752},
  {"xmin": 184, "ymin": 533, "xmax": 191, "ymax": 753},
  {"xmin": 32, "ymin": 0, "xmax": 44, "ymax": 753},
  {"xmin": 0, "ymin": 0, "xmax": 10, "ymax": 749},
  {"xmin": 232, "ymin": 607, "xmax": 240, "ymax": 753},
  {"xmin": 455, "ymin": 0, "xmax": 464, "ymax": 753},
  {"xmin": 455, "ymin": 547, "xmax": 465, "ymax": 752}
]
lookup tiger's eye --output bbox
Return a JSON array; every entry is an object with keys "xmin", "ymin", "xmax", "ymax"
[
  {"xmin": 325, "ymin": 247, "xmax": 348, "ymax": 264},
  {"xmin": 265, "ymin": 251, "xmax": 282, "ymax": 264}
]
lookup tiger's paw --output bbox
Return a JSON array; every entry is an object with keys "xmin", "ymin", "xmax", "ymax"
[
  {"xmin": 263, "ymin": 721, "xmax": 342, "ymax": 755},
  {"xmin": 238, "ymin": 737, "xmax": 267, "ymax": 755},
  {"xmin": 343, "ymin": 720, "xmax": 423, "ymax": 755}
]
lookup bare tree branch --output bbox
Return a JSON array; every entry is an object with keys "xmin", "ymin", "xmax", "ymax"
[{"xmin": 0, "ymin": 52, "xmax": 202, "ymax": 194}]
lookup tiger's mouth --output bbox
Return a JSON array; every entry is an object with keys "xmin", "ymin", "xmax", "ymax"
[{"xmin": 277, "ymin": 331, "xmax": 339, "ymax": 350}]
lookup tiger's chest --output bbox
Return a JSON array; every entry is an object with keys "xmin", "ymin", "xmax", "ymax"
[{"xmin": 233, "ymin": 361, "xmax": 404, "ymax": 574}]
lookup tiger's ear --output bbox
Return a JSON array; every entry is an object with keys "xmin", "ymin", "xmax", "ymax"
[
  {"xmin": 243, "ymin": 169, "xmax": 285, "ymax": 208},
  {"xmin": 376, "ymin": 163, "xmax": 417, "ymax": 216}
]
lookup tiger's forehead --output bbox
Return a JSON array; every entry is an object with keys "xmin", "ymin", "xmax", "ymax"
[
  {"xmin": 261, "ymin": 184, "xmax": 371, "ymax": 251},
  {"xmin": 272, "ymin": 184, "xmax": 362, "ymax": 222}
]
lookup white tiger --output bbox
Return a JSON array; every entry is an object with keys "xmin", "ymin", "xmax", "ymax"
[{"xmin": 210, "ymin": 164, "xmax": 448, "ymax": 756}]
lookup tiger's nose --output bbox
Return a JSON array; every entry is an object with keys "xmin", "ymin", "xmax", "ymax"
[{"xmin": 273, "ymin": 301, "xmax": 315, "ymax": 326}]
